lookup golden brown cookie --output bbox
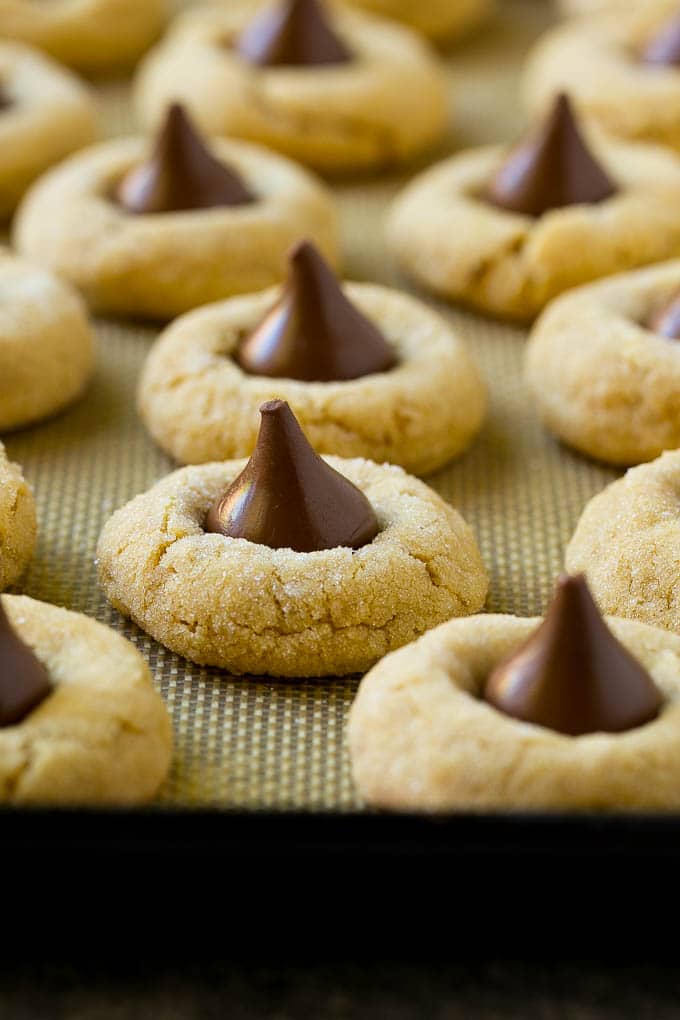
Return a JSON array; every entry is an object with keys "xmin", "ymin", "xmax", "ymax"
[
  {"xmin": 524, "ymin": 2, "xmax": 680, "ymax": 151},
  {"xmin": 0, "ymin": 41, "xmax": 97, "ymax": 218},
  {"xmin": 138, "ymin": 280, "xmax": 486, "ymax": 475},
  {"xmin": 0, "ymin": 594, "xmax": 172, "ymax": 804},
  {"xmin": 566, "ymin": 451, "xmax": 680, "ymax": 634},
  {"xmin": 387, "ymin": 128, "xmax": 680, "ymax": 321},
  {"xmin": 97, "ymin": 457, "xmax": 488, "ymax": 677},
  {"xmin": 349, "ymin": 612, "xmax": 680, "ymax": 811},
  {"xmin": 13, "ymin": 134, "xmax": 339, "ymax": 319},
  {"xmin": 0, "ymin": 443, "xmax": 35, "ymax": 592},
  {"xmin": 0, "ymin": 251, "xmax": 94, "ymax": 432},
  {"xmin": 132, "ymin": 2, "xmax": 448, "ymax": 174},
  {"xmin": 526, "ymin": 261, "xmax": 680, "ymax": 465},
  {"xmin": 0, "ymin": 0, "xmax": 166, "ymax": 75}
]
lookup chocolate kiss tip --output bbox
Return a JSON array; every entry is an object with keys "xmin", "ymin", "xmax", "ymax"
[
  {"xmin": 235, "ymin": 240, "xmax": 397, "ymax": 382},
  {"xmin": 483, "ymin": 573, "xmax": 662, "ymax": 736},
  {"xmin": 236, "ymin": 0, "xmax": 352, "ymax": 68},
  {"xmin": 647, "ymin": 291, "xmax": 680, "ymax": 339},
  {"xmin": 204, "ymin": 399, "xmax": 379, "ymax": 552},
  {"xmin": 0, "ymin": 600, "xmax": 51, "ymax": 728},
  {"xmin": 486, "ymin": 92, "xmax": 617, "ymax": 218},
  {"xmin": 116, "ymin": 102, "xmax": 254, "ymax": 215},
  {"xmin": 642, "ymin": 14, "xmax": 680, "ymax": 66}
]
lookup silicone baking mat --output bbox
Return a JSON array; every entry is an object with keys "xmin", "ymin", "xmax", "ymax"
[{"xmin": 3, "ymin": 0, "xmax": 620, "ymax": 810}]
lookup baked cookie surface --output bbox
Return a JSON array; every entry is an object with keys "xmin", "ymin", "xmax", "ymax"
[
  {"xmin": 0, "ymin": 443, "xmax": 35, "ymax": 592},
  {"xmin": 0, "ymin": 594, "xmax": 172, "ymax": 804},
  {"xmin": 97, "ymin": 458, "xmax": 488, "ymax": 677},
  {"xmin": 0, "ymin": 251, "xmax": 94, "ymax": 432},
  {"xmin": 13, "ymin": 135, "xmax": 339, "ymax": 319},
  {"xmin": 524, "ymin": 2, "xmax": 680, "ymax": 151},
  {"xmin": 138, "ymin": 282, "xmax": 486, "ymax": 475},
  {"xmin": 342, "ymin": 0, "xmax": 494, "ymax": 43},
  {"xmin": 526, "ymin": 261, "xmax": 680, "ymax": 465},
  {"xmin": 566, "ymin": 451, "xmax": 680, "ymax": 634},
  {"xmin": 387, "ymin": 130, "xmax": 680, "ymax": 321},
  {"xmin": 0, "ymin": 42, "xmax": 96, "ymax": 218},
  {"xmin": 349, "ymin": 612, "xmax": 680, "ymax": 810},
  {"xmin": 132, "ymin": 3, "xmax": 448, "ymax": 174},
  {"xmin": 0, "ymin": 0, "xmax": 165, "ymax": 74}
]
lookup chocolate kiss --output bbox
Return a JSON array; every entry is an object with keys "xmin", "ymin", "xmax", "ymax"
[
  {"xmin": 235, "ymin": 242, "xmax": 397, "ymax": 382},
  {"xmin": 486, "ymin": 94, "xmax": 617, "ymax": 218},
  {"xmin": 0, "ymin": 600, "xmax": 51, "ymax": 727},
  {"xmin": 116, "ymin": 103, "xmax": 254, "ymax": 215},
  {"xmin": 642, "ymin": 14, "xmax": 680, "ymax": 66},
  {"xmin": 647, "ymin": 292, "xmax": 680, "ymax": 339},
  {"xmin": 484, "ymin": 574, "xmax": 662, "ymax": 736},
  {"xmin": 236, "ymin": 0, "xmax": 352, "ymax": 68},
  {"xmin": 205, "ymin": 399, "xmax": 379, "ymax": 552}
]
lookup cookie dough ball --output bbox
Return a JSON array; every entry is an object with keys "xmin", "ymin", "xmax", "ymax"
[
  {"xmin": 387, "ymin": 110, "xmax": 680, "ymax": 321},
  {"xmin": 132, "ymin": 2, "xmax": 448, "ymax": 174},
  {"xmin": 0, "ymin": 252, "xmax": 94, "ymax": 432},
  {"xmin": 349, "ymin": 612, "xmax": 680, "ymax": 811},
  {"xmin": 0, "ymin": 42, "xmax": 97, "ymax": 219},
  {"xmin": 97, "ymin": 457, "xmax": 488, "ymax": 677},
  {"xmin": 0, "ymin": 594, "xmax": 172, "ymax": 804},
  {"xmin": 13, "ymin": 132, "xmax": 339, "ymax": 320},
  {"xmin": 138, "ymin": 277, "xmax": 486, "ymax": 475},
  {"xmin": 566, "ymin": 451, "xmax": 680, "ymax": 634},
  {"xmin": 0, "ymin": 444, "xmax": 35, "ymax": 591},
  {"xmin": 524, "ymin": 2, "xmax": 680, "ymax": 151},
  {"xmin": 342, "ymin": 0, "xmax": 494, "ymax": 44},
  {"xmin": 0, "ymin": 0, "xmax": 165, "ymax": 75},
  {"xmin": 526, "ymin": 261, "xmax": 680, "ymax": 465}
]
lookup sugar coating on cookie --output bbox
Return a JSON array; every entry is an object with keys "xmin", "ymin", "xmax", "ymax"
[
  {"xmin": 97, "ymin": 458, "xmax": 488, "ymax": 677},
  {"xmin": 138, "ymin": 280, "xmax": 486, "ymax": 475},
  {"xmin": 132, "ymin": 3, "xmax": 448, "ymax": 174},
  {"xmin": 0, "ymin": 594, "xmax": 172, "ymax": 804},
  {"xmin": 343, "ymin": 0, "xmax": 494, "ymax": 43},
  {"xmin": 526, "ymin": 261, "xmax": 680, "ymax": 465},
  {"xmin": 524, "ymin": 2, "xmax": 680, "ymax": 152},
  {"xmin": 0, "ymin": 0, "xmax": 165, "ymax": 74},
  {"xmin": 13, "ymin": 133, "xmax": 339, "ymax": 319},
  {"xmin": 0, "ymin": 251, "xmax": 94, "ymax": 431},
  {"xmin": 387, "ymin": 120, "xmax": 680, "ymax": 320},
  {"xmin": 349, "ymin": 612, "xmax": 680, "ymax": 810},
  {"xmin": 0, "ymin": 443, "xmax": 36, "ymax": 592},
  {"xmin": 0, "ymin": 42, "xmax": 97, "ymax": 218},
  {"xmin": 566, "ymin": 451, "xmax": 680, "ymax": 634}
]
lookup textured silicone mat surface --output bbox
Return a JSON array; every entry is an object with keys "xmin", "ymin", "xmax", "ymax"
[{"xmin": 3, "ymin": 1, "xmax": 620, "ymax": 810}]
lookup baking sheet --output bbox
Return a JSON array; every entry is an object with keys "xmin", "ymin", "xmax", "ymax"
[{"xmin": 3, "ymin": 0, "xmax": 621, "ymax": 810}]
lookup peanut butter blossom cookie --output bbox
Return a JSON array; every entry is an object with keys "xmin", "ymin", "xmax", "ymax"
[
  {"xmin": 349, "ymin": 574, "xmax": 680, "ymax": 811},
  {"xmin": 0, "ymin": 0, "xmax": 165, "ymax": 75},
  {"xmin": 566, "ymin": 451, "xmax": 680, "ymax": 634},
  {"xmin": 98, "ymin": 400, "xmax": 488, "ymax": 677},
  {"xmin": 14, "ymin": 103, "xmax": 338, "ymax": 320},
  {"xmin": 343, "ymin": 0, "xmax": 495, "ymax": 44},
  {"xmin": 138, "ymin": 240, "xmax": 486, "ymax": 475},
  {"xmin": 132, "ymin": 0, "xmax": 448, "ymax": 174},
  {"xmin": 0, "ymin": 443, "xmax": 35, "ymax": 592},
  {"xmin": 527, "ymin": 261, "xmax": 680, "ymax": 465},
  {"xmin": 525, "ymin": 2, "xmax": 680, "ymax": 151},
  {"xmin": 0, "ymin": 595, "xmax": 171, "ymax": 804},
  {"xmin": 0, "ymin": 42, "xmax": 96, "ymax": 219},
  {"xmin": 387, "ymin": 93, "xmax": 680, "ymax": 321},
  {"xmin": 0, "ymin": 252, "xmax": 94, "ymax": 432}
]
